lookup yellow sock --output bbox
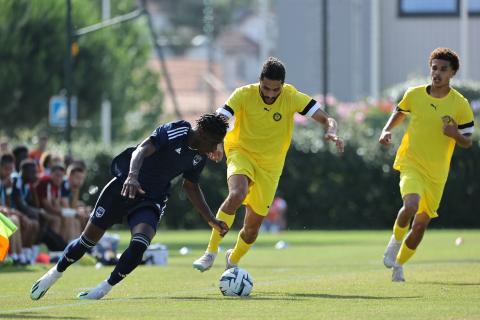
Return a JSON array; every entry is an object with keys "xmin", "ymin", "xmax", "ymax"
[
  {"xmin": 230, "ymin": 233, "xmax": 253, "ymax": 265},
  {"xmin": 396, "ymin": 241, "xmax": 416, "ymax": 265},
  {"xmin": 393, "ymin": 220, "xmax": 409, "ymax": 241},
  {"xmin": 206, "ymin": 210, "xmax": 235, "ymax": 254}
]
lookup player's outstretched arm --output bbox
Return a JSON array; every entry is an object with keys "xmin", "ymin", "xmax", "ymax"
[
  {"xmin": 182, "ymin": 179, "xmax": 228, "ymax": 236},
  {"xmin": 121, "ymin": 137, "xmax": 156, "ymax": 199},
  {"xmin": 379, "ymin": 110, "xmax": 406, "ymax": 146},
  {"xmin": 311, "ymin": 109, "xmax": 344, "ymax": 153}
]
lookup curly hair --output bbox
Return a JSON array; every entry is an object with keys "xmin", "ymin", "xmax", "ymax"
[
  {"xmin": 260, "ymin": 57, "xmax": 286, "ymax": 82},
  {"xmin": 196, "ymin": 113, "xmax": 228, "ymax": 143},
  {"xmin": 429, "ymin": 48, "xmax": 459, "ymax": 72}
]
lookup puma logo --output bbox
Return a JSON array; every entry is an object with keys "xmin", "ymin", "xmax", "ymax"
[
  {"xmin": 430, "ymin": 103, "xmax": 437, "ymax": 110},
  {"xmin": 264, "ymin": 107, "xmax": 271, "ymax": 112}
]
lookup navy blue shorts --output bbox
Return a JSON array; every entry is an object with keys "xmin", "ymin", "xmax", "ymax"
[{"xmin": 90, "ymin": 178, "xmax": 167, "ymax": 231}]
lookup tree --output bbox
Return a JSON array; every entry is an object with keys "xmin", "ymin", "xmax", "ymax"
[{"xmin": 0, "ymin": 0, "xmax": 162, "ymax": 141}]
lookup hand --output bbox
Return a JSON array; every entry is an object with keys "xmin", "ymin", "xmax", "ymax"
[
  {"xmin": 207, "ymin": 145, "xmax": 224, "ymax": 163},
  {"xmin": 324, "ymin": 132, "xmax": 344, "ymax": 153},
  {"xmin": 379, "ymin": 130, "xmax": 392, "ymax": 145},
  {"xmin": 121, "ymin": 174, "xmax": 145, "ymax": 199},
  {"xmin": 442, "ymin": 117, "xmax": 459, "ymax": 138},
  {"xmin": 209, "ymin": 219, "xmax": 229, "ymax": 237}
]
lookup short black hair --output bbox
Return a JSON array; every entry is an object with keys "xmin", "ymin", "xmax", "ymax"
[
  {"xmin": 196, "ymin": 113, "xmax": 228, "ymax": 143},
  {"xmin": 260, "ymin": 57, "xmax": 286, "ymax": 83},
  {"xmin": 429, "ymin": 47, "xmax": 460, "ymax": 72},
  {"xmin": 0, "ymin": 153, "xmax": 14, "ymax": 166},
  {"xmin": 20, "ymin": 159, "xmax": 36, "ymax": 171}
]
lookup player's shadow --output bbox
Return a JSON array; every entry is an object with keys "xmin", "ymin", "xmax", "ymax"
[
  {"xmin": 416, "ymin": 281, "xmax": 480, "ymax": 286},
  {"xmin": 166, "ymin": 293, "xmax": 422, "ymax": 301},
  {"xmin": 0, "ymin": 314, "xmax": 87, "ymax": 319},
  {"xmin": 283, "ymin": 293, "xmax": 422, "ymax": 300},
  {"xmin": 167, "ymin": 296, "xmax": 299, "ymax": 301}
]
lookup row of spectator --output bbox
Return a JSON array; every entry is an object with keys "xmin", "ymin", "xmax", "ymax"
[{"xmin": 0, "ymin": 135, "xmax": 90, "ymax": 265}]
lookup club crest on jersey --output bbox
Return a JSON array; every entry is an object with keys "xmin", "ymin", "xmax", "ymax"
[
  {"xmin": 95, "ymin": 206, "xmax": 105, "ymax": 218},
  {"xmin": 193, "ymin": 155, "xmax": 202, "ymax": 166},
  {"xmin": 273, "ymin": 112, "xmax": 282, "ymax": 121}
]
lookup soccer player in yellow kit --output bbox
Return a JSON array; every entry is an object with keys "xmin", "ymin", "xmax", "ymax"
[
  {"xmin": 380, "ymin": 48, "xmax": 475, "ymax": 282},
  {"xmin": 193, "ymin": 57, "xmax": 344, "ymax": 272}
]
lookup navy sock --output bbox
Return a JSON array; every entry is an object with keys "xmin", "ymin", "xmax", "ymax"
[
  {"xmin": 57, "ymin": 234, "xmax": 96, "ymax": 272},
  {"xmin": 107, "ymin": 233, "xmax": 151, "ymax": 286}
]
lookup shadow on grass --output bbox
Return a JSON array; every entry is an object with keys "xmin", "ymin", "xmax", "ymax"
[
  {"xmin": 414, "ymin": 259, "xmax": 480, "ymax": 265},
  {"xmin": 416, "ymin": 281, "xmax": 480, "ymax": 286},
  {"xmin": 0, "ymin": 265, "xmax": 42, "ymax": 273},
  {"xmin": 0, "ymin": 314, "xmax": 86, "ymax": 319},
  {"xmin": 283, "ymin": 293, "xmax": 422, "ymax": 300},
  {"xmin": 166, "ymin": 292, "xmax": 422, "ymax": 301}
]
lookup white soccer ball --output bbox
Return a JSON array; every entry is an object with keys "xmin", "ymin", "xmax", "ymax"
[{"xmin": 219, "ymin": 267, "xmax": 253, "ymax": 297}]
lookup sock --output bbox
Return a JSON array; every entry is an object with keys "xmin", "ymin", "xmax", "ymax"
[
  {"xmin": 57, "ymin": 234, "xmax": 96, "ymax": 272},
  {"xmin": 230, "ymin": 234, "xmax": 253, "ymax": 265},
  {"xmin": 107, "ymin": 233, "xmax": 151, "ymax": 286},
  {"xmin": 393, "ymin": 220, "xmax": 409, "ymax": 242},
  {"xmin": 396, "ymin": 241, "xmax": 416, "ymax": 265},
  {"xmin": 206, "ymin": 210, "xmax": 235, "ymax": 254}
]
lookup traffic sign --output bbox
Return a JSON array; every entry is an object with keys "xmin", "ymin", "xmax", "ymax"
[{"xmin": 49, "ymin": 95, "xmax": 77, "ymax": 127}]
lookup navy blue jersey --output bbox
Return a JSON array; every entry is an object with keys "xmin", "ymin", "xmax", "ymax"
[{"xmin": 110, "ymin": 120, "xmax": 207, "ymax": 202}]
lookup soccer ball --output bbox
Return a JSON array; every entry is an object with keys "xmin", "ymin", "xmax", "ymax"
[{"xmin": 219, "ymin": 267, "xmax": 253, "ymax": 297}]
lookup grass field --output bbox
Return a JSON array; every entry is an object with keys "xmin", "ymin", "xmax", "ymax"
[{"xmin": 1, "ymin": 230, "xmax": 479, "ymax": 320}]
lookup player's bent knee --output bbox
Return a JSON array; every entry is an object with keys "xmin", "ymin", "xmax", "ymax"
[
  {"xmin": 228, "ymin": 190, "xmax": 248, "ymax": 206},
  {"xmin": 403, "ymin": 203, "xmax": 419, "ymax": 216}
]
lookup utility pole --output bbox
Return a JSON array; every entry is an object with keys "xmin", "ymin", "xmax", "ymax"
[
  {"xmin": 63, "ymin": 0, "xmax": 145, "ymax": 155},
  {"xmin": 65, "ymin": 0, "xmax": 73, "ymax": 156},
  {"xmin": 322, "ymin": 0, "xmax": 328, "ymax": 113},
  {"xmin": 203, "ymin": 0, "xmax": 215, "ymax": 111}
]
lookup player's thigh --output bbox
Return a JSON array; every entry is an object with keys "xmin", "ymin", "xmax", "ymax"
[
  {"xmin": 226, "ymin": 149, "xmax": 255, "ymax": 182},
  {"xmin": 399, "ymin": 168, "xmax": 424, "ymax": 199},
  {"xmin": 89, "ymin": 178, "xmax": 126, "ymax": 230},
  {"xmin": 245, "ymin": 169, "xmax": 280, "ymax": 216},
  {"xmin": 418, "ymin": 180, "xmax": 445, "ymax": 219},
  {"xmin": 127, "ymin": 206, "xmax": 161, "ymax": 239}
]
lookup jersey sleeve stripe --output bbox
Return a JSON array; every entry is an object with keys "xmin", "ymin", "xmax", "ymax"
[
  {"xmin": 167, "ymin": 127, "xmax": 189, "ymax": 134},
  {"xmin": 216, "ymin": 105, "xmax": 234, "ymax": 118},
  {"xmin": 459, "ymin": 127, "xmax": 474, "ymax": 135},
  {"xmin": 168, "ymin": 132, "xmax": 188, "ymax": 140},
  {"xmin": 458, "ymin": 121, "xmax": 474, "ymax": 129},
  {"xmin": 300, "ymin": 99, "xmax": 318, "ymax": 116}
]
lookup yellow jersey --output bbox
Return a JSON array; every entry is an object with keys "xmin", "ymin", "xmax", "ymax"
[
  {"xmin": 393, "ymin": 85, "xmax": 474, "ymax": 183},
  {"xmin": 220, "ymin": 83, "xmax": 318, "ymax": 173}
]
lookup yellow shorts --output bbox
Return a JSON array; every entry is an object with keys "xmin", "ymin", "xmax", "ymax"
[
  {"xmin": 226, "ymin": 149, "xmax": 280, "ymax": 216},
  {"xmin": 399, "ymin": 167, "xmax": 446, "ymax": 219}
]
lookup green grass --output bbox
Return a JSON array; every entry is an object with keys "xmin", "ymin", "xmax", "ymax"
[{"xmin": 1, "ymin": 230, "xmax": 479, "ymax": 320}]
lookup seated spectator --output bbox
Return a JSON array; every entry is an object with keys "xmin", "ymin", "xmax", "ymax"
[
  {"xmin": 0, "ymin": 153, "xmax": 24, "ymax": 264},
  {"xmin": 39, "ymin": 152, "xmax": 63, "ymax": 177},
  {"xmin": 37, "ymin": 164, "xmax": 81, "ymax": 242},
  {"xmin": 12, "ymin": 160, "xmax": 66, "ymax": 254},
  {"xmin": 61, "ymin": 163, "xmax": 90, "ymax": 229},
  {"xmin": 0, "ymin": 137, "xmax": 10, "ymax": 154},
  {"xmin": 29, "ymin": 132, "xmax": 49, "ymax": 171},
  {"xmin": 12, "ymin": 145, "xmax": 29, "ymax": 174}
]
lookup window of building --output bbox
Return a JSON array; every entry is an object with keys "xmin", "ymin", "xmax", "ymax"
[{"xmin": 399, "ymin": 0, "xmax": 480, "ymax": 16}]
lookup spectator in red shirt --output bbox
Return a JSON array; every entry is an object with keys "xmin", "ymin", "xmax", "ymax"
[{"xmin": 36, "ymin": 165, "xmax": 81, "ymax": 242}]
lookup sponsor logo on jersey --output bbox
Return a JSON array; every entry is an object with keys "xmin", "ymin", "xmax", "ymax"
[
  {"xmin": 95, "ymin": 206, "xmax": 106, "ymax": 218},
  {"xmin": 193, "ymin": 155, "xmax": 202, "ymax": 166}
]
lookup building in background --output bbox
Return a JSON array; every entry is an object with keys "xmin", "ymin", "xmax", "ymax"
[{"xmin": 275, "ymin": 0, "xmax": 480, "ymax": 102}]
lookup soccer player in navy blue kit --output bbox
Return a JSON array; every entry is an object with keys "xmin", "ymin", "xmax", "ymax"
[{"xmin": 30, "ymin": 113, "xmax": 229, "ymax": 300}]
